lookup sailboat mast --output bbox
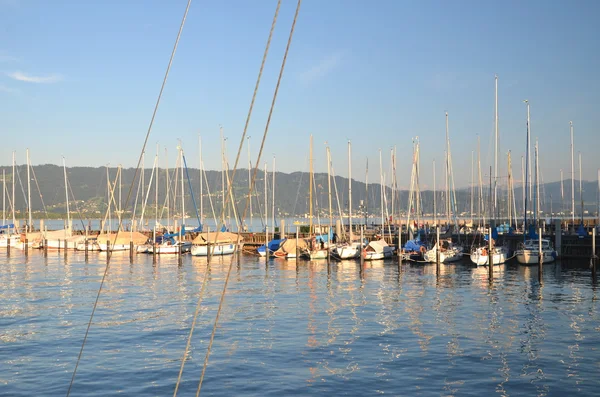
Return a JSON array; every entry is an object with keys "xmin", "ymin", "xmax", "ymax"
[
  {"xmin": 309, "ymin": 135, "xmax": 313, "ymax": 234},
  {"xmin": 2, "ymin": 170, "xmax": 5, "ymax": 226},
  {"xmin": 379, "ymin": 148, "xmax": 384, "ymax": 238},
  {"xmin": 445, "ymin": 113, "xmax": 450, "ymax": 225},
  {"xmin": 433, "ymin": 159, "xmax": 437, "ymax": 226},
  {"xmin": 521, "ymin": 156, "xmax": 525, "ymax": 222},
  {"xmin": 470, "ymin": 151, "xmax": 474, "ymax": 225},
  {"xmin": 348, "ymin": 141, "xmax": 353, "ymax": 239},
  {"xmin": 365, "ymin": 158, "xmax": 368, "ymax": 227},
  {"xmin": 220, "ymin": 126, "xmax": 225, "ymax": 226},
  {"xmin": 180, "ymin": 146, "xmax": 185, "ymax": 229},
  {"xmin": 198, "ymin": 136, "xmax": 203, "ymax": 226},
  {"xmin": 264, "ymin": 162, "xmax": 268, "ymax": 243},
  {"xmin": 579, "ymin": 152, "xmax": 583, "ymax": 222},
  {"xmin": 155, "ymin": 144, "xmax": 159, "ymax": 228},
  {"xmin": 12, "ymin": 151, "xmax": 15, "ymax": 226},
  {"xmin": 506, "ymin": 150, "xmax": 512, "ymax": 227},
  {"xmin": 477, "ymin": 136, "xmax": 483, "ymax": 228},
  {"xmin": 494, "ymin": 75, "xmax": 499, "ymax": 221},
  {"xmin": 326, "ymin": 146, "xmax": 333, "ymax": 241},
  {"xmin": 528, "ymin": 100, "xmax": 532, "ymax": 204},
  {"xmin": 570, "ymin": 121, "xmax": 575, "ymax": 227},
  {"xmin": 26, "ymin": 148, "xmax": 32, "ymax": 232},
  {"xmin": 247, "ymin": 136, "xmax": 252, "ymax": 231},
  {"xmin": 524, "ymin": 100, "xmax": 530, "ymax": 234},
  {"xmin": 63, "ymin": 157, "xmax": 70, "ymax": 230},
  {"xmin": 535, "ymin": 140, "xmax": 540, "ymax": 226},
  {"xmin": 272, "ymin": 155, "xmax": 276, "ymax": 234},
  {"xmin": 166, "ymin": 148, "xmax": 170, "ymax": 230}
]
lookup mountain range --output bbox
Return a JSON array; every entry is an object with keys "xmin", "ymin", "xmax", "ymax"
[{"xmin": 0, "ymin": 164, "xmax": 598, "ymax": 220}]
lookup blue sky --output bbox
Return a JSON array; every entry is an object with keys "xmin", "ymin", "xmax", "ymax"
[{"xmin": 1, "ymin": 0, "xmax": 599, "ymax": 189}]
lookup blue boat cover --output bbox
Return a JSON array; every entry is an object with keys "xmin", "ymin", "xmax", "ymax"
[
  {"xmin": 577, "ymin": 224, "xmax": 586, "ymax": 237},
  {"xmin": 0, "ymin": 224, "xmax": 15, "ymax": 229},
  {"xmin": 403, "ymin": 239, "xmax": 424, "ymax": 252}
]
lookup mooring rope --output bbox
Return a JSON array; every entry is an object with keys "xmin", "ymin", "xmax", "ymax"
[
  {"xmin": 196, "ymin": 1, "xmax": 302, "ymax": 395},
  {"xmin": 66, "ymin": 1, "xmax": 193, "ymax": 395},
  {"xmin": 172, "ymin": 1, "xmax": 283, "ymax": 395}
]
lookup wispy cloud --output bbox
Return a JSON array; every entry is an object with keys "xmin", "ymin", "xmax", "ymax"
[
  {"xmin": 6, "ymin": 70, "xmax": 62, "ymax": 83},
  {"xmin": 300, "ymin": 51, "xmax": 344, "ymax": 84}
]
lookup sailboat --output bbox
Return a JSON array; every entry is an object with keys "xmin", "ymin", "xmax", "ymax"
[
  {"xmin": 301, "ymin": 135, "xmax": 332, "ymax": 260},
  {"xmin": 0, "ymin": 152, "xmax": 21, "ymax": 248},
  {"xmin": 424, "ymin": 113, "xmax": 462, "ymax": 263},
  {"xmin": 516, "ymin": 137, "xmax": 557, "ymax": 264},
  {"xmin": 39, "ymin": 157, "xmax": 88, "ymax": 250},
  {"xmin": 470, "ymin": 75, "xmax": 509, "ymax": 266},
  {"xmin": 153, "ymin": 145, "xmax": 193, "ymax": 254},
  {"xmin": 332, "ymin": 141, "xmax": 361, "ymax": 259}
]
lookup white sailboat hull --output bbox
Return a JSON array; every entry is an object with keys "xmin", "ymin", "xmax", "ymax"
[
  {"xmin": 516, "ymin": 250, "xmax": 556, "ymax": 264},
  {"xmin": 190, "ymin": 242, "xmax": 242, "ymax": 256},
  {"xmin": 470, "ymin": 247, "xmax": 509, "ymax": 266},
  {"xmin": 424, "ymin": 248, "xmax": 462, "ymax": 263},
  {"xmin": 152, "ymin": 241, "xmax": 192, "ymax": 254},
  {"xmin": 333, "ymin": 243, "xmax": 361, "ymax": 259},
  {"xmin": 0, "ymin": 234, "xmax": 21, "ymax": 247}
]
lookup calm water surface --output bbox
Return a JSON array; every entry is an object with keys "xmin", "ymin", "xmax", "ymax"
[{"xmin": 1, "ymin": 250, "xmax": 599, "ymax": 396}]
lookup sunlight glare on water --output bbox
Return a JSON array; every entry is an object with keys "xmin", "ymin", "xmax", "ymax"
[{"xmin": 0, "ymin": 250, "xmax": 599, "ymax": 396}]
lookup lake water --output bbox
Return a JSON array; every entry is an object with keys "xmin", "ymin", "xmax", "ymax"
[{"xmin": 1, "ymin": 249, "xmax": 599, "ymax": 396}]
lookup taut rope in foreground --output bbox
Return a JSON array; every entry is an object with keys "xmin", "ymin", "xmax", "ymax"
[
  {"xmin": 66, "ymin": 1, "xmax": 193, "ymax": 395},
  {"xmin": 196, "ymin": 1, "xmax": 302, "ymax": 395},
  {"xmin": 173, "ymin": 1, "xmax": 283, "ymax": 395}
]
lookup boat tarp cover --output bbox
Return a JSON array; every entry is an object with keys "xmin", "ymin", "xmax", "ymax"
[
  {"xmin": 97, "ymin": 231, "xmax": 149, "ymax": 245},
  {"xmin": 25, "ymin": 228, "xmax": 72, "ymax": 241},
  {"xmin": 403, "ymin": 239, "xmax": 424, "ymax": 252},
  {"xmin": 276, "ymin": 238, "xmax": 307, "ymax": 254},
  {"xmin": 192, "ymin": 231, "xmax": 242, "ymax": 245},
  {"xmin": 367, "ymin": 239, "xmax": 388, "ymax": 253},
  {"xmin": 0, "ymin": 223, "xmax": 15, "ymax": 229}
]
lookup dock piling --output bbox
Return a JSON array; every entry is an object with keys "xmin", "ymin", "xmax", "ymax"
[
  {"xmin": 488, "ymin": 231, "xmax": 493, "ymax": 281},
  {"xmin": 24, "ymin": 238, "xmax": 28, "ymax": 257},
  {"xmin": 538, "ymin": 227, "xmax": 543, "ymax": 282},
  {"xmin": 130, "ymin": 241, "xmax": 134, "ymax": 264}
]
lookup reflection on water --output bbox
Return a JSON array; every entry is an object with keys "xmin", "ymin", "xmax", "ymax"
[{"xmin": 0, "ymin": 251, "xmax": 599, "ymax": 396}]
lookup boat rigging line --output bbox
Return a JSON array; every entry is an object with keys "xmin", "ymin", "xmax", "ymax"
[
  {"xmin": 66, "ymin": 0, "xmax": 193, "ymax": 395},
  {"xmin": 193, "ymin": 1, "xmax": 301, "ymax": 395},
  {"xmin": 173, "ymin": 0, "xmax": 283, "ymax": 395}
]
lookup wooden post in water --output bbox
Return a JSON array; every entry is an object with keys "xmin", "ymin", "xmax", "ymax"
[
  {"xmin": 129, "ymin": 241, "xmax": 134, "ymax": 264},
  {"xmin": 44, "ymin": 239, "xmax": 48, "ymax": 256},
  {"xmin": 106, "ymin": 239, "xmax": 110, "ymax": 265},
  {"xmin": 538, "ymin": 227, "xmax": 543, "ymax": 281},
  {"xmin": 64, "ymin": 240, "xmax": 68, "ymax": 259},
  {"xmin": 436, "ymin": 226, "xmax": 441, "ymax": 264},
  {"xmin": 58, "ymin": 239, "xmax": 61, "ymax": 253},
  {"xmin": 6, "ymin": 238, "xmax": 10, "ymax": 256},
  {"xmin": 24, "ymin": 238, "xmax": 28, "ymax": 257},
  {"xmin": 152, "ymin": 226, "xmax": 157, "ymax": 264},
  {"xmin": 398, "ymin": 220, "xmax": 402, "ymax": 265},
  {"xmin": 296, "ymin": 226, "xmax": 299, "ymax": 259},
  {"xmin": 488, "ymin": 229, "xmax": 493, "ymax": 281},
  {"xmin": 592, "ymin": 227, "xmax": 597, "ymax": 279},
  {"xmin": 360, "ymin": 226, "xmax": 364, "ymax": 268},
  {"xmin": 178, "ymin": 228, "xmax": 182, "ymax": 265},
  {"xmin": 84, "ymin": 238, "xmax": 88, "ymax": 262}
]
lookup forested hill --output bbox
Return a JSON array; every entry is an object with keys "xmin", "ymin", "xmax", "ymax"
[{"xmin": 0, "ymin": 164, "xmax": 597, "ymax": 219}]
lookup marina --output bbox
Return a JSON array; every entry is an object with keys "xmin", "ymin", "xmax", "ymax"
[{"xmin": 2, "ymin": 0, "xmax": 600, "ymax": 395}]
